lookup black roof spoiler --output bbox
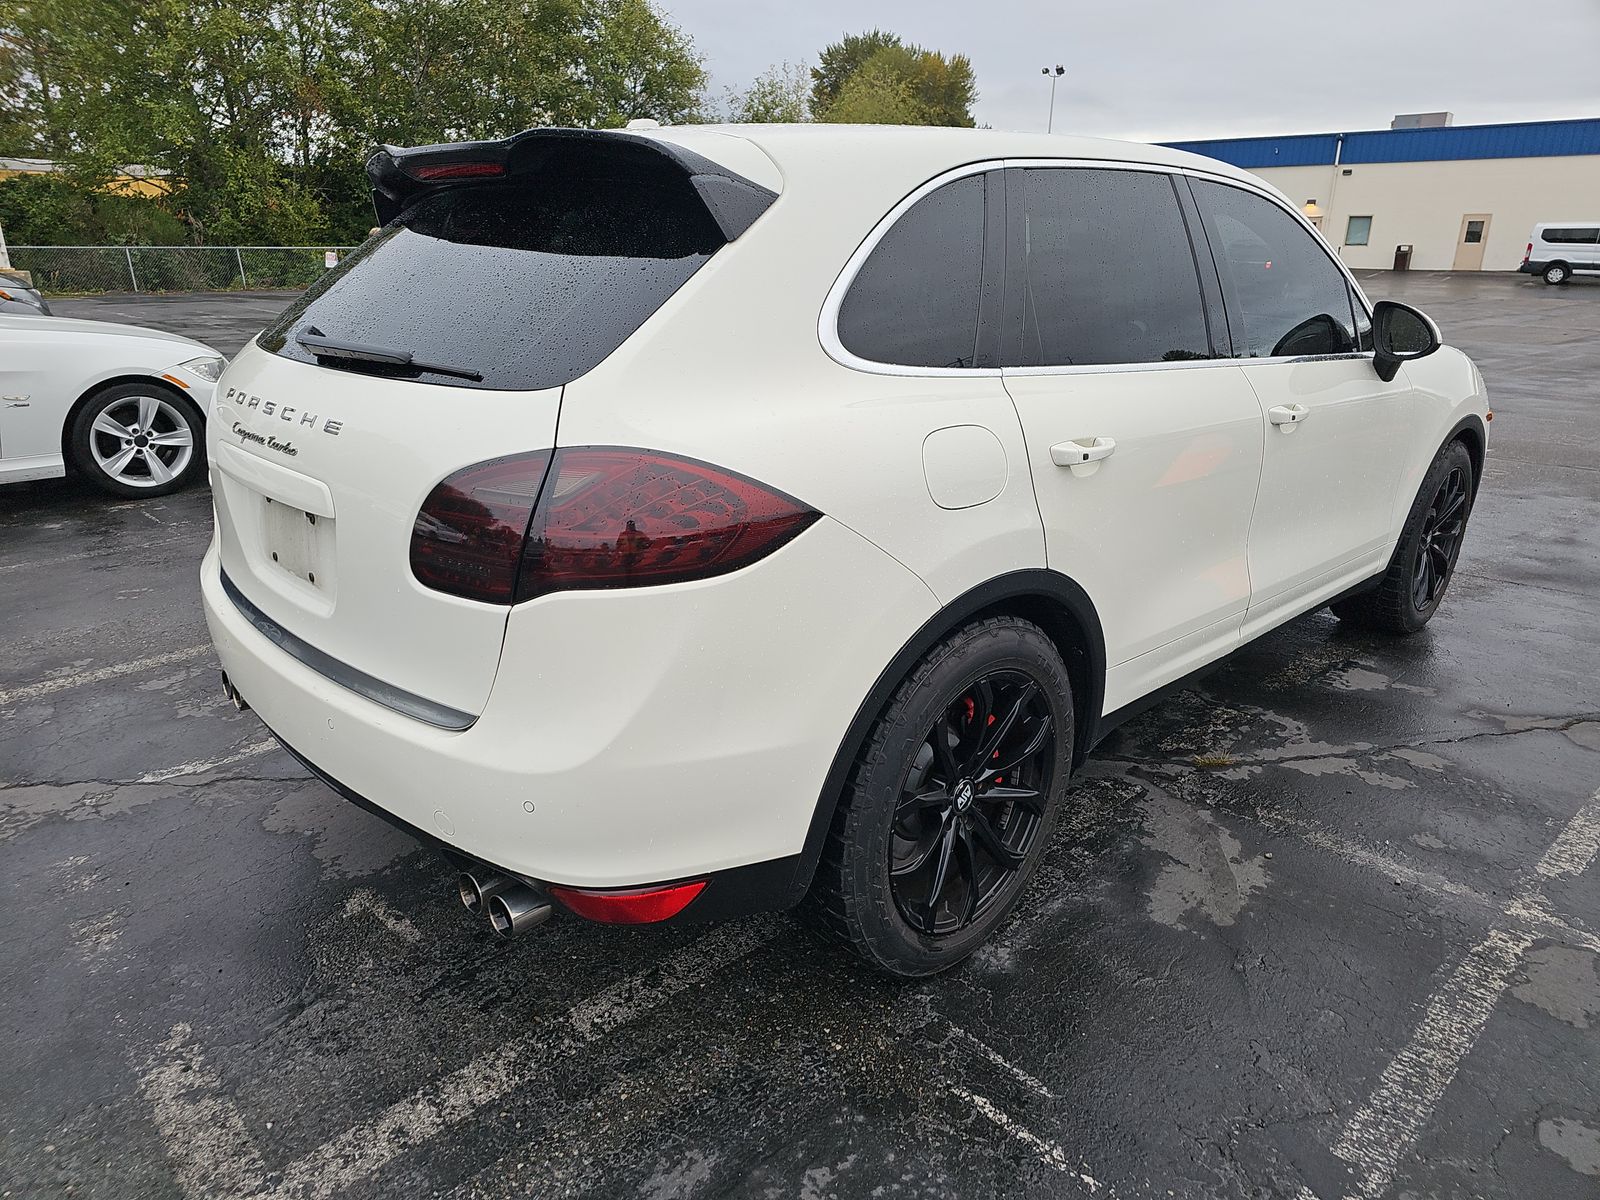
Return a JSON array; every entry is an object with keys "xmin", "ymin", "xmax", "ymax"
[{"xmin": 366, "ymin": 127, "xmax": 778, "ymax": 240}]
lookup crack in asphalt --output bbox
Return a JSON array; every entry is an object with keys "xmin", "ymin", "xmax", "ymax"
[{"xmin": 1096, "ymin": 709, "xmax": 1600, "ymax": 771}]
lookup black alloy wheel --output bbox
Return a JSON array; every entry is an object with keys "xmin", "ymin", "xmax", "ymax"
[
  {"xmin": 803, "ymin": 615, "xmax": 1074, "ymax": 976},
  {"xmin": 889, "ymin": 672, "xmax": 1054, "ymax": 936},
  {"xmin": 1411, "ymin": 463, "xmax": 1469, "ymax": 612},
  {"xmin": 1332, "ymin": 438, "xmax": 1475, "ymax": 635}
]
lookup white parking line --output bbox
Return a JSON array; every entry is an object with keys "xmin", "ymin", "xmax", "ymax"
[
  {"xmin": 945, "ymin": 1022, "xmax": 1059, "ymax": 1101},
  {"xmin": 138, "ymin": 1024, "xmax": 270, "ymax": 1199},
  {"xmin": 1332, "ymin": 791, "xmax": 1600, "ymax": 1200},
  {"xmin": 0, "ymin": 535, "xmax": 190, "ymax": 573},
  {"xmin": 136, "ymin": 738, "xmax": 276, "ymax": 784},
  {"xmin": 262, "ymin": 917, "xmax": 778, "ymax": 1200},
  {"xmin": 341, "ymin": 888, "xmax": 423, "ymax": 944},
  {"xmin": 949, "ymin": 1086, "xmax": 1106, "ymax": 1193},
  {"xmin": 0, "ymin": 644, "xmax": 211, "ymax": 706}
]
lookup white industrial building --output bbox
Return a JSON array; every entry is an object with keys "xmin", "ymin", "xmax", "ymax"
[{"xmin": 1165, "ymin": 116, "xmax": 1600, "ymax": 272}]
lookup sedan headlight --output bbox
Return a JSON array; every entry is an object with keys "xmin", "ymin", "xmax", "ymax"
[{"xmin": 178, "ymin": 355, "xmax": 227, "ymax": 382}]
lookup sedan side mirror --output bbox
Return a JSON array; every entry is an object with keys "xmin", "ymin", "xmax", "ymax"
[{"xmin": 1372, "ymin": 300, "xmax": 1441, "ymax": 382}]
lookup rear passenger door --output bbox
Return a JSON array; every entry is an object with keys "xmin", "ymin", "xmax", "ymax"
[
  {"xmin": 998, "ymin": 165, "xmax": 1265, "ymax": 713},
  {"xmin": 1187, "ymin": 178, "xmax": 1415, "ymax": 632}
]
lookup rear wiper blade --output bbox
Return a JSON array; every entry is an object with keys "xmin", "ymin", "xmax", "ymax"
[{"xmin": 296, "ymin": 328, "xmax": 483, "ymax": 382}]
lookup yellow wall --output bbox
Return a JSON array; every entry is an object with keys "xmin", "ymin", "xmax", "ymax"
[
  {"xmin": 0, "ymin": 166, "xmax": 169, "ymax": 199},
  {"xmin": 1248, "ymin": 155, "xmax": 1600, "ymax": 271}
]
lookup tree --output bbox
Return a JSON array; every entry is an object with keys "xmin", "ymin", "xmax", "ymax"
[
  {"xmin": 0, "ymin": 0, "xmax": 710, "ymax": 245},
  {"xmin": 811, "ymin": 32, "xmax": 977, "ymax": 127},
  {"xmin": 809, "ymin": 29, "xmax": 900, "ymax": 116},
  {"xmin": 821, "ymin": 60, "xmax": 928, "ymax": 126},
  {"xmin": 723, "ymin": 62, "xmax": 811, "ymax": 123}
]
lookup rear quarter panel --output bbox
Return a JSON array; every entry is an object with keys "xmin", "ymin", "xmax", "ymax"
[{"xmin": 554, "ymin": 144, "xmax": 1046, "ymax": 609}]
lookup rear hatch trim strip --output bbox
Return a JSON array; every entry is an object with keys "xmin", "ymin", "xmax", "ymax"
[{"xmin": 221, "ymin": 569, "xmax": 477, "ymax": 731}]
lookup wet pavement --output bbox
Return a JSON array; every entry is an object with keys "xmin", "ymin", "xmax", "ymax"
[{"xmin": 3, "ymin": 273, "xmax": 1598, "ymax": 1199}]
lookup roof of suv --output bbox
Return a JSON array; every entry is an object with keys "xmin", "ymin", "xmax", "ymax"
[{"xmin": 646, "ymin": 122, "xmax": 1265, "ymax": 193}]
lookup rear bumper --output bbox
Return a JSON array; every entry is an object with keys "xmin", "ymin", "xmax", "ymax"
[
  {"xmin": 201, "ymin": 516, "xmax": 936, "ymax": 900},
  {"xmin": 1518, "ymin": 260, "xmax": 1546, "ymax": 274},
  {"xmin": 258, "ymin": 716, "xmax": 803, "ymax": 923}
]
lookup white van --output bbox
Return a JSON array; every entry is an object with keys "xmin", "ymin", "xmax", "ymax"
[{"xmin": 1520, "ymin": 223, "xmax": 1600, "ymax": 284}]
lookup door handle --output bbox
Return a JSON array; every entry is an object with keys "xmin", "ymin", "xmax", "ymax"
[
  {"xmin": 1050, "ymin": 436, "xmax": 1117, "ymax": 467},
  {"xmin": 1268, "ymin": 404, "xmax": 1309, "ymax": 427}
]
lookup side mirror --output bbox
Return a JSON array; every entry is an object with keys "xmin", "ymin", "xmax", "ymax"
[{"xmin": 1372, "ymin": 300, "xmax": 1440, "ymax": 382}]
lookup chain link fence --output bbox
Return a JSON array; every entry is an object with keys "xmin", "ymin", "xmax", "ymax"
[{"xmin": 6, "ymin": 246, "xmax": 357, "ymax": 295}]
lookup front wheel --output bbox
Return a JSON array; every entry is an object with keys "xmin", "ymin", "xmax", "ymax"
[
  {"xmin": 69, "ymin": 382, "xmax": 206, "ymax": 498},
  {"xmin": 1543, "ymin": 263, "xmax": 1570, "ymax": 285},
  {"xmin": 1333, "ymin": 440, "xmax": 1475, "ymax": 635},
  {"xmin": 803, "ymin": 616, "xmax": 1074, "ymax": 976}
]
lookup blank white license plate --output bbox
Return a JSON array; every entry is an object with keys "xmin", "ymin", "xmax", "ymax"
[{"xmin": 262, "ymin": 495, "xmax": 332, "ymax": 590}]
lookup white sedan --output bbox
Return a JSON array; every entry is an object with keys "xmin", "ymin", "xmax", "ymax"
[{"xmin": 0, "ymin": 312, "xmax": 225, "ymax": 496}]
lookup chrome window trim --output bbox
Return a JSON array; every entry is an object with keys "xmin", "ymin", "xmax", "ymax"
[
  {"xmin": 818, "ymin": 158, "xmax": 1004, "ymax": 379},
  {"xmin": 819, "ymin": 154, "xmax": 1382, "ymax": 380}
]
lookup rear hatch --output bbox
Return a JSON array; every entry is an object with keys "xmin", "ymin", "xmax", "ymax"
[{"xmin": 210, "ymin": 128, "xmax": 776, "ymax": 722}]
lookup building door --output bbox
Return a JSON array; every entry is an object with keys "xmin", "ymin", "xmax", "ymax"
[{"xmin": 1452, "ymin": 214, "xmax": 1492, "ymax": 271}]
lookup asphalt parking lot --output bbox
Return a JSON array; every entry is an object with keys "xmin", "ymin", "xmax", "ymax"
[{"xmin": 3, "ymin": 272, "xmax": 1598, "ymax": 1199}]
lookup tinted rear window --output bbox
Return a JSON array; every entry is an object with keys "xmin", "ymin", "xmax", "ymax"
[
  {"xmin": 259, "ymin": 170, "xmax": 725, "ymax": 390},
  {"xmin": 837, "ymin": 175, "xmax": 986, "ymax": 368}
]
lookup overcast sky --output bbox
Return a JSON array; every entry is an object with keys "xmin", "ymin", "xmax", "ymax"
[{"xmin": 662, "ymin": 0, "xmax": 1600, "ymax": 141}]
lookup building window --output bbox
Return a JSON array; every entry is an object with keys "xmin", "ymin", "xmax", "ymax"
[
  {"xmin": 1464, "ymin": 220, "xmax": 1485, "ymax": 244},
  {"xmin": 1345, "ymin": 215, "xmax": 1372, "ymax": 246}
]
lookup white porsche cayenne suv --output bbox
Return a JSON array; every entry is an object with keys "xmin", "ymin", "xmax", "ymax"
[{"xmin": 203, "ymin": 125, "xmax": 1487, "ymax": 975}]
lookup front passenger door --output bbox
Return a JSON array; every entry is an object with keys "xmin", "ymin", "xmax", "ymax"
[{"xmin": 1188, "ymin": 178, "xmax": 1415, "ymax": 631}]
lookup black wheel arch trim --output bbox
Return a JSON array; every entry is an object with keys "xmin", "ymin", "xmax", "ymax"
[
  {"xmin": 786, "ymin": 568, "xmax": 1108, "ymax": 906},
  {"xmin": 1443, "ymin": 412, "xmax": 1487, "ymax": 496}
]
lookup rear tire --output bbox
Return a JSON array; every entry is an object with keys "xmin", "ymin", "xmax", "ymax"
[
  {"xmin": 1332, "ymin": 440, "xmax": 1475, "ymax": 635},
  {"xmin": 1543, "ymin": 263, "xmax": 1570, "ymax": 285},
  {"xmin": 69, "ymin": 381, "xmax": 206, "ymax": 498},
  {"xmin": 802, "ymin": 616, "xmax": 1074, "ymax": 976}
]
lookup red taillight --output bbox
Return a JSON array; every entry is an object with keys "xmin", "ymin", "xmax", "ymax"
[
  {"xmin": 411, "ymin": 448, "xmax": 819, "ymax": 605},
  {"xmin": 410, "ymin": 452, "xmax": 550, "ymax": 603},
  {"xmin": 1523, "ymin": 242, "xmax": 1533, "ymax": 264},
  {"xmin": 409, "ymin": 161, "xmax": 506, "ymax": 181},
  {"xmin": 514, "ymin": 447, "xmax": 819, "ymax": 602},
  {"xmin": 548, "ymin": 880, "xmax": 707, "ymax": 924}
]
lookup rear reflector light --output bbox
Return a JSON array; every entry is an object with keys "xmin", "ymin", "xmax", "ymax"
[
  {"xmin": 1523, "ymin": 242, "xmax": 1532, "ymax": 264},
  {"xmin": 410, "ymin": 452, "xmax": 551, "ymax": 603},
  {"xmin": 411, "ymin": 448, "xmax": 819, "ymax": 605},
  {"xmin": 548, "ymin": 880, "xmax": 707, "ymax": 924},
  {"xmin": 409, "ymin": 161, "xmax": 506, "ymax": 181},
  {"xmin": 515, "ymin": 448, "xmax": 819, "ymax": 602}
]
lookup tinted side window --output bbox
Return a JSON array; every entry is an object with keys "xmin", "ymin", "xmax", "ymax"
[
  {"xmin": 1544, "ymin": 227, "xmax": 1600, "ymax": 244},
  {"xmin": 1009, "ymin": 168, "xmax": 1212, "ymax": 367},
  {"xmin": 1192, "ymin": 180, "xmax": 1357, "ymax": 359},
  {"xmin": 838, "ymin": 175, "xmax": 985, "ymax": 368}
]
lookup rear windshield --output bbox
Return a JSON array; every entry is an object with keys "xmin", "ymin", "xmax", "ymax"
[{"xmin": 259, "ymin": 168, "xmax": 725, "ymax": 390}]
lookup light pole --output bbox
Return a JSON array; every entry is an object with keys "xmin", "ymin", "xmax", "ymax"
[{"xmin": 1041, "ymin": 65, "xmax": 1064, "ymax": 133}]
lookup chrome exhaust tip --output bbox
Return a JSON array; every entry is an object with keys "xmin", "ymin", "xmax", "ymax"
[
  {"xmin": 487, "ymin": 885, "xmax": 554, "ymax": 937},
  {"xmin": 220, "ymin": 671, "xmax": 250, "ymax": 713},
  {"xmin": 456, "ymin": 871, "xmax": 513, "ymax": 914}
]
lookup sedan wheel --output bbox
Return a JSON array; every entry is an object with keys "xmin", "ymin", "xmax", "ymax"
[{"xmin": 70, "ymin": 383, "xmax": 205, "ymax": 498}]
